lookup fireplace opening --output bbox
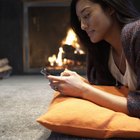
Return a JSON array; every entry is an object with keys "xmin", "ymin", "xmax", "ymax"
[
  {"xmin": 46, "ymin": 28, "xmax": 86, "ymax": 75},
  {"xmin": 23, "ymin": 1, "xmax": 86, "ymax": 75}
]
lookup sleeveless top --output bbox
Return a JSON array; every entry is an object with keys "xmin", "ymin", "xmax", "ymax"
[{"xmin": 108, "ymin": 49, "xmax": 137, "ymax": 91}]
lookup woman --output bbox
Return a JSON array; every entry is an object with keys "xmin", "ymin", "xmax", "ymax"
[{"xmin": 47, "ymin": 0, "xmax": 140, "ymax": 118}]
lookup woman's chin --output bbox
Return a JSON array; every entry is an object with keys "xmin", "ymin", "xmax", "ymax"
[{"xmin": 90, "ymin": 37, "xmax": 99, "ymax": 43}]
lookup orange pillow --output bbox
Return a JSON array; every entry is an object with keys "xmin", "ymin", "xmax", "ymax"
[{"xmin": 37, "ymin": 86, "xmax": 140, "ymax": 138}]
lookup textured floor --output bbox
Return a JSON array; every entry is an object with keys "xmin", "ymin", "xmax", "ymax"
[{"xmin": 0, "ymin": 75, "xmax": 54, "ymax": 140}]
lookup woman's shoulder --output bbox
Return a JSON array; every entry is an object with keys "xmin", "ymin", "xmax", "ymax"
[
  {"xmin": 122, "ymin": 19, "xmax": 140, "ymax": 37},
  {"xmin": 121, "ymin": 19, "xmax": 140, "ymax": 47}
]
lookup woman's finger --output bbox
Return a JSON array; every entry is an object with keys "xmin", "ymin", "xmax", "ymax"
[
  {"xmin": 61, "ymin": 69, "xmax": 76, "ymax": 76},
  {"xmin": 61, "ymin": 71, "xmax": 70, "ymax": 76},
  {"xmin": 49, "ymin": 82, "xmax": 63, "ymax": 92},
  {"xmin": 61, "ymin": 69, "xmax": 70, "ymax": 76},
  {"xmin": 49, "ymin": 79, "xmax": 60, "ymax": 84},
  {"xmin": 51, "ymin": 85, "xmax": 59, "ymax": 91},
  {"xmin": 47, "ymin": 75, "xmax": 65, "ymax": 82}
]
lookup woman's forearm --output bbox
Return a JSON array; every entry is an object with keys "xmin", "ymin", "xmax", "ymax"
[{"xmin": 81, "ymin": 83, "xmax": 129, "ymax": 114}]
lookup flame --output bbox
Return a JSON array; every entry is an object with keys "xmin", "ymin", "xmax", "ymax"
[
  {"xmin": 62, "ymin": 28, "xmax": 85, "ymax": 54},
  {"xmin": 48, "ymin": 28, "xmax": 85, "ymax": 67},
  {"xmin": 56, "ymin": 47, "xmax": 64, "ymax": 66},
  {"xmin": 48, "ymin": 55, "xmax": 56, "ymax": 66},
  {"xmin": 62, "ymin": 28, "xmax": 77, "ymax": 46}
]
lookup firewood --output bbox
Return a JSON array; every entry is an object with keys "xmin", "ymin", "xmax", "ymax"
[{"xmin": 0, "ymin": 58, "xmax": 9, "ymax": 67}]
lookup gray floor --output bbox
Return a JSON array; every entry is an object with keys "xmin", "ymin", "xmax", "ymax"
[{"xmin": 0, "ymin": 75, "xmax": 54, "ymax": 140}]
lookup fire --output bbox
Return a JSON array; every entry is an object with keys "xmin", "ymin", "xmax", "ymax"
[
  {"xmin": 62, "ymin": 28, "xmax": 84, "ymax": 54},
  {"xmin": 48, "ymin": 55, "xmax": 56, "ymax": 66},
  {"xmin": 56, "ymin": 47, "xmax": 64, "ymax": 66},
  {"xmin": 48, "ymin": 28, "xmax": 85, "ymax": 67},
  {"xmin": 62, "ymin": 28, "xmax": 77, "ymax": 46}
]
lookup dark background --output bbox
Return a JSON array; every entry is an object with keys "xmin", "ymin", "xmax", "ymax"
[
  {"xmin": 0, "ymin": 0, "xmax": 140, "ymax": 75},
  {"xmin": 0, "ymin": 0, "xmax": 22, "ymax": 74}
]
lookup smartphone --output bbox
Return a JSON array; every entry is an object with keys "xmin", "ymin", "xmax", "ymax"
[{"xmin": 40, "ymin": 67, "xmax": 50, "ymax": 76}]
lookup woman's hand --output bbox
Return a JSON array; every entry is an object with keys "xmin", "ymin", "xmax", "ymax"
[
  {"xmin": 60, "ymin": 69, "xmax": 88, "ymax": 83},
  {"xmin": 47, "ymin": 69, "xmax": 87, "ymax": 98}
]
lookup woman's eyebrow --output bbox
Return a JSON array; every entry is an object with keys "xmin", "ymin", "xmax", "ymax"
[
  {"xmin": 77, "ymin": 7, "xmax": 90, "ymax": 20},
  {"xmin": 80, "ymin": 7, "xmax": 90, "ymax": 14}
]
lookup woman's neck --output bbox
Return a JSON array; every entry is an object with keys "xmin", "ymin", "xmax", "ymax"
[
  {"xmin": 106, "ymin": 22, "xmax": 126, "ymax": 74},
  {"xmin": 105, "ymin": 18, "xmax": 123, "ymax": 55}
]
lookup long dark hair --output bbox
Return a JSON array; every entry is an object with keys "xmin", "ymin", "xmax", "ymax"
[{"xmin": 70, "ymin": 0, "xmax": 140, "ymax": 85}]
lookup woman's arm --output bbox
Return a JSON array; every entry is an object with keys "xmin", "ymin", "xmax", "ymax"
[
  {"xmin": 127, "ymin": 30, "xmax": 140, "ymax": 118},
  {"xmin": 48, "ymin": 71, "xmax": 129, "ymax": 115},
  {"xmin": 81, "ymin": 83, "xmax": 129, "ymax": 114},
  {"xmin": 122, "ymin": 23, "xmax": 140, "ymax": 118}
]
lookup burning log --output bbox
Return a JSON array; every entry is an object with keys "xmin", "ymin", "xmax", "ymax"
[
  {"xmin": 0, "ymin": 58, "xmax": 12, "ymax": 79},
  {"xmin": 62, "ymin": 44, "xmax": 86, "ymax": 62}
]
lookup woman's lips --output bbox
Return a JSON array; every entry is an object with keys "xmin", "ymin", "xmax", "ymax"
[{"xmin": 87, "ymin": 30, "xmax": 95, "ymax": 37}]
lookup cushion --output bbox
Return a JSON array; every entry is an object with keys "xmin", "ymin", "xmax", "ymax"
[{"xmin": 37, "ymin": 86, "xmax": 140, "ymax": 138}]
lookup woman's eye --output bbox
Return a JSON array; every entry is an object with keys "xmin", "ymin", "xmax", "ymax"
[{"xmin": 83, "ymin": 13, "xmax": 90, "ymax": 19}]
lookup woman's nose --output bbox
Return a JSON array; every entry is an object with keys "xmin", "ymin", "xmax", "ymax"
[{"xmin": 81, "ymin": 20, "xmax": 88, "ymax": 30}]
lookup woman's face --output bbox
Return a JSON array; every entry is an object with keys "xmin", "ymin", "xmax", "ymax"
[{"xmin": 76, "ymin": 0, "xmax": 114, "ymax": 43}]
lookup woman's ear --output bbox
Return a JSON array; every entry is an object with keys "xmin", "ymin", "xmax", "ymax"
[
  {"xmin": 108, "ymin": 7, "xmax": 115, "ymax": 15},
  {"xmin": 108, "ymin": 8, "xmax": 115, "ymax": 16}
]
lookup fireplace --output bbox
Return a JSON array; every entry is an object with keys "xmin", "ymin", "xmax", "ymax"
[{"xmin": 23, "ymin": 0, "xmax": 86, "ymax": 75}]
